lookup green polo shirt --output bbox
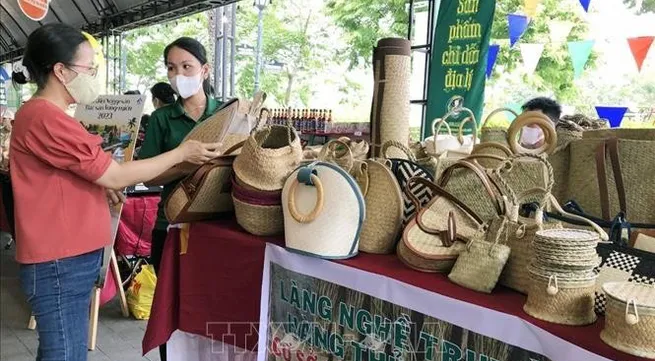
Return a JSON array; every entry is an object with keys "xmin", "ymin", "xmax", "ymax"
[{"xmin": 139, "ymin": 96, "xmax": 222, "ymax": 230}]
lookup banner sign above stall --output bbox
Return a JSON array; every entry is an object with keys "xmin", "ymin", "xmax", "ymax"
[
  {"xmin": 18, "ymin": 0, "xmax": 52, "ymax": 21},
  {"xmin": 425, "ymin": 0, "xmax": 497, "ymax": 138}
]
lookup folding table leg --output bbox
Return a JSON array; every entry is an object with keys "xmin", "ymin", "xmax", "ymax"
[
  {"xmin": 88, "ymin": 287, "xmax": 100, "ymax": 351},
  {"xmin": 110, "ymin": 251, "xmax": 130, "ymax": 318}
]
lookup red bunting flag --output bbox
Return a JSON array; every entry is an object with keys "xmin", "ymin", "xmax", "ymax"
[{"xmin": 627, "ymin": 36, "xmax": 654, "ymax": 72}]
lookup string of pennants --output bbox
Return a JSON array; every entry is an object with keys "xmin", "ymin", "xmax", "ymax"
[{"xmin": 486, "ymin": 0, "xmax": 654, "ymax": 128}]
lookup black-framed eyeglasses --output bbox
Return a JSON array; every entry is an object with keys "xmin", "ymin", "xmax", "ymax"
[{"xmin": 66, "ymin": 63, "xmax": 99, "ymax": 77}]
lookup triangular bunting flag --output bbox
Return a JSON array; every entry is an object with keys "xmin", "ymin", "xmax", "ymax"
[
  {"xmin": 520, "ymin": 43, "xmax": 545, "ymax": 74},
  {"xmin": 595, "ymin": 106, "xmax": 628, "ymax": 128},
  {"xmin": 579, "ymin": 0, "xmax": 591, "ymax": 12},
  {"xmin": 0, "ymin": 67, "xmax": 9, "ymax": 82},
  {"xmin": 523, "ymin": 0, "xmax": 541, "ymax": 17},
  {"xmin": 627, "ymin": 36, "xmax": 654, "ymax": 72},
  {"xmin": 508, "ymin": 14, "xmax": 530, "ymax": 48},
  {"xmin": 567, "ymin": 40, "xmax": 595, "ymax": 78},
  {"xmin": 549, "ymin": 21, "xmax": 574, "ymax": 44},
  {"xmin": 486, "ymin": 44, "xmax": 500, "ymax": 78}
]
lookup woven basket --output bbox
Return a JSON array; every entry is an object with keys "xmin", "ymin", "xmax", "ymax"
[
  {"xmin": 507, "ymin": 111, "xmax": 558, "ymax": 156},
  {"xmin": 383, "ymin": 140, "xmax": 438, "ymax": 178},
  {"xmin": 600, "ymin": 282, "xmax": 655, "ymax": 359},
  {"xmin": 234, "ymin": 125, "xmax": 303, "ymax": 191},
  {"xmin": 370, "ymin": 38, "xmax": 411, "ymax": 157},
  {"xmin": 448, "ymin": 228, "xmax": 511, "ymax": 293},
  {"xmin": 351, "ymin": 160, "xmax": 403, "ymax": 254},
  {"xmin": 232, "ymin": 177, "xmax": 283, "ymax": 236},
  {"xmin": 430, "ymin": 110, "xmax": 478, "ymax": 158},
  {"xmin": 523, "ymin": 272, "xmax": 598, "ymax": 326},
  {"xmin": 479, "ymin": 107, "xmax": 518, "ymax": 146},
  {"xmin": 402, "ymin": 218, "xmax": 467, "ymax": 273}
]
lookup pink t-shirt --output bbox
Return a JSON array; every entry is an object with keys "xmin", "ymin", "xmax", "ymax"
[{"xmin": 10, "ymin": 99, "xmax": 113, "ymax": 263}]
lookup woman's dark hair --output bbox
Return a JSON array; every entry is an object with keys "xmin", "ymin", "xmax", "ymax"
[
  {"xmin": 150, "ymin": 82, "xmax": 176, "ymax": 104},
  {"xmin": 163, "ymin": 37, "xmax": 213, "ymax": 96},
  {"xmin": 12, "ymin": 23, "xmax": 87, "ymax": 89},
  {"xmin": 522, "ymin": 97, "xmax": 562, "ymax": 123}
]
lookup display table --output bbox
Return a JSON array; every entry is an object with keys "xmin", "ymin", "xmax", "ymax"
[{"xmin": 144, "ymin": 221, "xmax": 650, "ymax": 361}]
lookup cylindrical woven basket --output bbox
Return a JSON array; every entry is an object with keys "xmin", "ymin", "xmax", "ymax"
[
  {"xmin": 370, "ymin": 38, "xmax": 411, "ymax": 157},
  {"xmin": 523, "ymin": 271, "xmax": 598, "ymax": 326},
  {"xmin": 600, "ymin": 282, "xmax": 655, "ymax": 359},
  {"xmin": 233, "ymin": 125, "xmax": 303, "ymax": 191},
  {"xmin": 232, "ymin": 177, "xmax": 284, "ymax": 236}
]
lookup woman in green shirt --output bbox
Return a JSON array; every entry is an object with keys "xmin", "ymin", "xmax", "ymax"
[{"xmin": 139, "ymin": 37, "xmax": 222, "ymax": 361}]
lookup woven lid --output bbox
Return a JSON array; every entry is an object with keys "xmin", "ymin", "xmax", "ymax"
[
  {"xmin": 603, "ymin": 282, "xmax": 655, "ymax": 309},
  {"xmin": 535, "ymin": 228, "xmax": 599, "ymax": 244}
]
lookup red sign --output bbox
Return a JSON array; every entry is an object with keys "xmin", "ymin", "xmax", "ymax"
[{"xmin": 17, "ymin": 0, "xmax": 51, "ymax": 21}]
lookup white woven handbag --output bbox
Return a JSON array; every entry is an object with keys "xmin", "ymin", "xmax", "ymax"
[{"xmin": 282, "ymin": 162, "xmax": 366, "ymax": 259}]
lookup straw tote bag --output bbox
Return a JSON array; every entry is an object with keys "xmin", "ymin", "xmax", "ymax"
[
  {"xmin": 350, "ymin": 160, "xmax": 403, "ymax": 254},
  {"xmin": 165, "ymin": 142, "xmax": 244, "ymax": 224},
  {"xmin": 400, "ymin": 177, "xmax": 484, "ymax": 273},
  {"xmin": 232, "ymin": 176, "xmax": 284, "ymax": 236},
  {"xmin": 233, "ymin": 124, "xmax": 303, "ymax": 191},
  {"xmin": 430, "ymin": 108, "xmax": 478, "ymax": 158},
  {"xmin": 379, "ymin": 141, "xmax": 436, "ymax": 225},
  {"xmin": 282, "ymin": 162, "xmax": 365, "ymax": 259},
  {"xmin": 479, "ymin": 107, "xmax": 518, "ymax": 146}
]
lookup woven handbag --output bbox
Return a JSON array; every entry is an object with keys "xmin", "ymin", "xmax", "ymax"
[
  {"xmin": 479, "ymin": 107, "xmax": 518, "ymax": 146},
  {"xmin": 233, "ymin": 124, "xmax": 303, "ymax": 191},
  {"xmin": 165, "ymin": 142, "xmax": 244, "ymax": 224},
  {"xmin": 448, "ymin": 219, "xmax": 511, "ymax": 293},
  {"xmin": 350, "ymin": 160, "xmax": 403, "ymax": 254},
  {"xmin": 400, "ymin": 177, "xmax": 483, "ymax": 273},
  {"xmin": 380, "ymin": 141, "xmax": 436, "ymax": 225},
  {"xmin": 600, "ymin": 282, "xmax": 655, "ymax": 359},
  {"xmin": 232, "ymin": 176, "xmax": 283, "ymax": 236},
  {"xmin": 282, "ymin": 162, "xmax": 365, "ymax": 259},
  {"xmin": 430, "ymin": 108, "xmax": 478, "ymax": 158}
]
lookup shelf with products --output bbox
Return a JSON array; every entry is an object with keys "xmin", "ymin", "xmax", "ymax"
[{"xmin": 266, "ymin": 107, "xmax": 370, "ymax": 145}]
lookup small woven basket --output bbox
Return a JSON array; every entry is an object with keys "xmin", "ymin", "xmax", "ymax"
[
  {"xmin": 523, "ymin": 271, "xmax": 598, "ymax": 326},
  {"xmin": 448, "ymin": 232, "xmax": 511, "ymax": 293},
  {"xmin": 600, "ymin": 282, "xmax": 655, "ymax": 359},
  {"xmin": 232, "ymin": 177, "xmax": 284, "ymax": 236}
]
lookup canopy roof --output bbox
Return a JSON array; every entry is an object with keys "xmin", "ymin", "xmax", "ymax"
[{"xmin": 1, "ymin": 0, "xmax": 236, "ymax": 63}]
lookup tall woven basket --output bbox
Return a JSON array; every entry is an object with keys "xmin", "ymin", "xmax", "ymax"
[{"xmin": 370, "ymin": 38, "xmax": 411, "ymax": 157}]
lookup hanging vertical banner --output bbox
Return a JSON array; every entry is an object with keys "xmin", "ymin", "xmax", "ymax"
[
  {"xmin": 627, "ymin": 36, "xmax": 655, "ymax": 72},
  {"xmin": 595, "ymin": 106, "xmax": 628, "ymax": 128},
  {"xmin": 523, "ymin": 0, "xmax": 541, "ymax": 18},
  {"xmin": 579, "ymin": 0, "xmax": 592, "ymax": 12},
  {"xmin": 425, "ymin": 0, "xmax": 497, "ymax": 138},
  {"xmin": 549, "ymin": 21, "xmax": 574, "ymax": 44},
  {"xmin": 520, "ymin": 43, "xmax": 545, "ymax": 74},
  {"xmin": 567, "ymin": 40, "xmax": 595, "ymax": 78},
  {"xmin": 486, "ymin": 44, "xmax": 500, "ymax": 78},
  {"xmin": 508, "ymin": 14, "xmax": 530, "ymax": 48},
  {"xmin": 18, "ymin": 0, "xmax": 51, "ymax": 21}
]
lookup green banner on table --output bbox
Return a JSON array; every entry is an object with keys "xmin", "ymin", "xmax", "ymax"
[
  {"xmin": 265, "ymin": 263, "xmax": 551, "ymax": 361},
  {"xmin": 424, "ymin": 0, "xmax": 496, "ymax": 139}
]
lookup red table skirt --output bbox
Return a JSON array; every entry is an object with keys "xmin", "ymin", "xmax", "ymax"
[
  {"xmin": 143, "ymin": 221, "xmax": 648, "ymax": 361},
  {"xmin": 143, "ymin": 218, "xmax": 285, "ymax": 354}
]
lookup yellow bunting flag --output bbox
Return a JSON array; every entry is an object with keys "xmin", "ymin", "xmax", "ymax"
[{"xmin": 523, "ymin": 0, "xmax": 541, "ymax": 17}]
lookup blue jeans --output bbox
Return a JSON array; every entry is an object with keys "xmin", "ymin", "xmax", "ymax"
[{"xmin": 20, "ymin": 249, "xmax": 103, "ymax": 361}]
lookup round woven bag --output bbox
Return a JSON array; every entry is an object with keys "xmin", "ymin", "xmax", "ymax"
[{"xmin": 601, "ymin": 282, "xmax": 655, "ymax": 359}]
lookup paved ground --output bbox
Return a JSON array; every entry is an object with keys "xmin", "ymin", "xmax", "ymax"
[{"xmin": 0, "ymin": 233, "xmax": 161, "ymax": 361}]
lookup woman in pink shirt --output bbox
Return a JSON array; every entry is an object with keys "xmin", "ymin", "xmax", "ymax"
[{"xmin": 10, "ymin": 23, "xmax": 221, "ymax": 361}]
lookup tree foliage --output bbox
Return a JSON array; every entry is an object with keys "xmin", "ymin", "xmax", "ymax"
[
  {"xmin": 489, "ymin": 0, "xmax": 596, "ymax": 103},
  {"xmin": 324, "ymin": 0, "xmax": 409, "ymax": 69},
  {"xmin": 623, "ymin": 0, "xmax": 655, "ymax": 13}
]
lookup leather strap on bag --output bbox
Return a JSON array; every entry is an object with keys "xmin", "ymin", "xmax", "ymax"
[
  {"xmin": 182, "ymin": 141, "xmax": 245, "ymax": 196},
  {"xmin": 438, "ymin": 159, "xmax": 505, "ymax": 216},
  {"xmin": 596, "ymin": 138, "xmax": 627, "ymax": 220}
]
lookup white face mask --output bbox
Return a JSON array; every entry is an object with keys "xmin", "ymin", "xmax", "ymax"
[
  {"xmin": 65, "ymin": 71, "xmax": 101, "ymax": 105},
  {"xmin": 520, "ymin": 126, "xmax": 545, "ymax": 147},
  {"xmin": 170, "ymin": 73, "xmax": 203, "ymax": 99}
]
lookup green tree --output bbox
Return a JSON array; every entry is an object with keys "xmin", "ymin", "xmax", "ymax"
[
  {"xmin": 324, "ymin": 0, "xmax": 408, "ymax": 69},
  {"xmin": 489, "ymin": 0, "xmax": 596, "ymax": 103},
  {"xmin": 624, "ymin": 0, "xmax": 655, "ymax": 13},
  {"xmin": 235, "ymin": 0, "xmax": 337, "ymax": 107}
]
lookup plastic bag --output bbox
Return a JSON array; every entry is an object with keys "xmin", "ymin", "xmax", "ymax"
[{"xmin": 126, "ymin": 264, "xmax": 156, "ymax": 320}]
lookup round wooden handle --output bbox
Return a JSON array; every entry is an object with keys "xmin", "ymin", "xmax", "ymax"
[
  {"xmin": 431, "ymin": 118, "xmax": 453, "ymax": 137},
  {"xmin": 457, "ymin": 116, "xmax": 478, "ymax": 146},
  {"xmin": 481, "ymin": 107, "xmax": 518, "ymax": 129},
  {"xmin": 287, "ymin": 174, "xmax": 325, "ymax": 224},
  {"xmin": 507, "ymin": 111, "xmax": 558, "ymax": 155}
]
